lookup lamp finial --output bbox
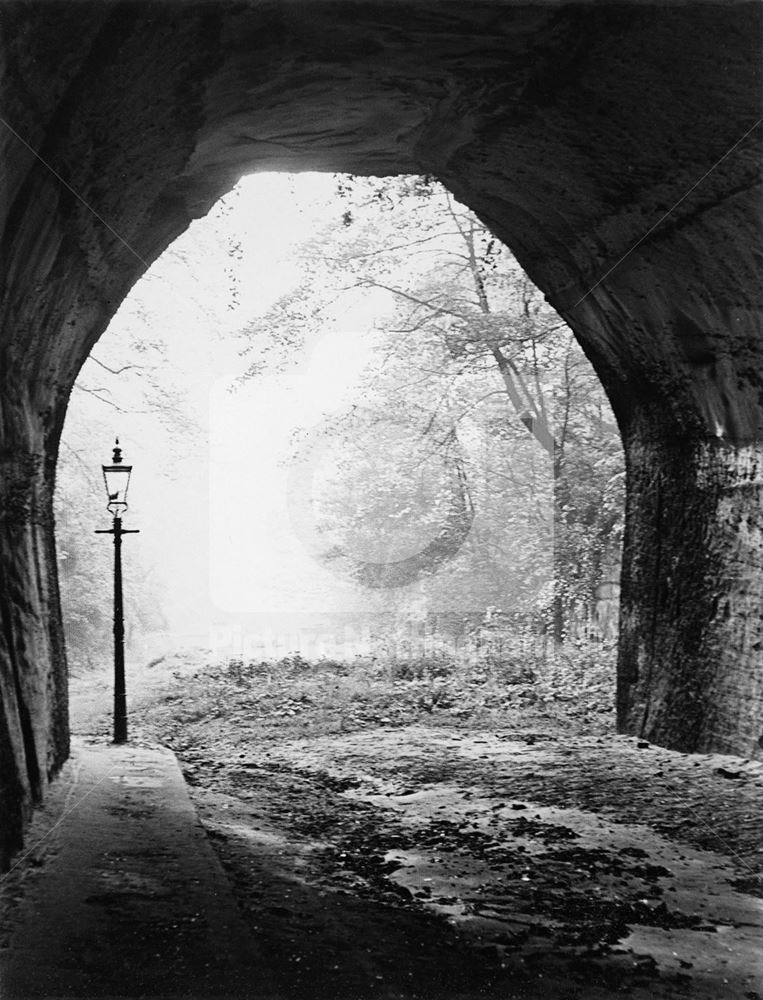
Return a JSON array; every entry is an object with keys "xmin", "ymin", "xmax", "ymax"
[{"xmin": 112, "ymin": 438, "xmax": 122, "ymax": 464}]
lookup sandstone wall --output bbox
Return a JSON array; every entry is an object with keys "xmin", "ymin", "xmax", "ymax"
[{"xmin": 0, "ymin": 1, "xmax": 760, "ymax": 864}]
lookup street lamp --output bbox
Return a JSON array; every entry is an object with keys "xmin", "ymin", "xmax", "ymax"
[{"xmin": 95, "ymin": 439, "xmax": 139, "ymax": 744}]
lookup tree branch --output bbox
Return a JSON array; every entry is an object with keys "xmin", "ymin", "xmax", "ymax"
[
  {"xmin": 88, "ymin": 356, "xmax": 144, "ymax": 376},
  {"xmin": 490, "ymin": 346, "xmax": 557, "ymax": 457}
]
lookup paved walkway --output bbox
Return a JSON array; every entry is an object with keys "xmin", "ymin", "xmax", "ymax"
[{"xmin": 0, "ymin": 739, "xmax": 276, "ymax": 999}]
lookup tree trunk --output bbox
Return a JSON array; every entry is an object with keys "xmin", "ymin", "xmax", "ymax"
[
  {"xmin": 552, "ymin": 441, "xmax": 566, "ymax": 645},
  {"xmin": 618, "ymin": 429, "xmax": 763, "ymax": 757}
]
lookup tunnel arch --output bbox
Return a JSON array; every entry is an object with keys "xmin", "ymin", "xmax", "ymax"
[{"xmin": 1, "ymin": 1, "xmax": 761, "ymax": 864}]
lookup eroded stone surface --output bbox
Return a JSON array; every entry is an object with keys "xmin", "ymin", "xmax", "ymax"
[{"xmin": 0, "ymin": 1, "xmax": 761, "ymax": 864}]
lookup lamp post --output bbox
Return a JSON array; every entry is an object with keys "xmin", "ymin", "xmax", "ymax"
[{"xmin": 95, "ymin": 439, "xmax": 139, "ymax": 744}]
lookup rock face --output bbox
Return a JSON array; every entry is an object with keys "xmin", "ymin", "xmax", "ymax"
[{"xmin": 0, "ymin": 1, "xmax": 761, "ymax": 865}]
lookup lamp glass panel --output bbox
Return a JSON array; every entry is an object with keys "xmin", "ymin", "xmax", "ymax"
[{"xmin": 103, "ymin": 465, "xmax": 132, "ymax": 506}]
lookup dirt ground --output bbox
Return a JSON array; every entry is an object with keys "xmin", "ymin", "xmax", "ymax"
[{"xmin": 69, "ymin": 651, "xmax": 763, "ymax": 1000}]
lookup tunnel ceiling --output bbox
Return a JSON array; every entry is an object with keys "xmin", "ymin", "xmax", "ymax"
[{"xmin": 1, "ymin": 1, "xmax": 761, "ymax": 442}]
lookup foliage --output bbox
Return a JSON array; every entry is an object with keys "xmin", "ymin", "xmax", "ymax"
[
  {"xmin": 55, "ymin": 443, "xmax": 167, "ymax": 675},
  {"xmin": 57, "ymin": 171, "xmax": 624, "ymax": 674},
  {"xmin": 553, "ymin": 344, "xmax": 624, "ymax": 637},
  {"xmin": 238, "ymin": 176, "xmax": 624, "ymax": 635},
  {"xmin": 135, "ymin": 643, "xmax": 616, "ymax": 748}
]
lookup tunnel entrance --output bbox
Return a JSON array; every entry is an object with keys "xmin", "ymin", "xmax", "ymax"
[
  {"xmin": 1, "ymin": 1, "xmax": 761, "ymax": 871},
  {"xmin": 56, "ymin": 170, "xmax": 622, "ymax": 694}
]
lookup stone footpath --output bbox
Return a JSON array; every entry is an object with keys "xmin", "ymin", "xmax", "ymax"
[{"xmin": 0, "ymin": 739, "xmax": 276, "ymax": 1000}]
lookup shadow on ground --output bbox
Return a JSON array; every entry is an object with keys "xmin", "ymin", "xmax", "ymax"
[{"xmin": 3, "ymin": 649, "xmax": 757, "ymax": 1000}]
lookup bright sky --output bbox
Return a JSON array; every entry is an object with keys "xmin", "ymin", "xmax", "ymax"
[{"xmin": 205, "ymin": 176, "xmax": 396, "ymax": 617}]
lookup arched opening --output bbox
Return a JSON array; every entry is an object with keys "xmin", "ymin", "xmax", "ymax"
[
  {"xmin": 1, "ymin": 0, "xmax": 760, "ymax": 873},
  {"xmin": 6, "ymin": 173, "xmax": 633, "ymax": 997},
  {"xmin": 58, "ymin": 171, "xmax": 623, "ymax": 709},
  {"xmin": 33, "ymin": 179, "xmax": 756, "ymax": 999}
]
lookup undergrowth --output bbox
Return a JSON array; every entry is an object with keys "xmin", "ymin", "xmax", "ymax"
[{"xmin": 137, "ymin": 638, "xmax": 617, "ymax": 748}]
